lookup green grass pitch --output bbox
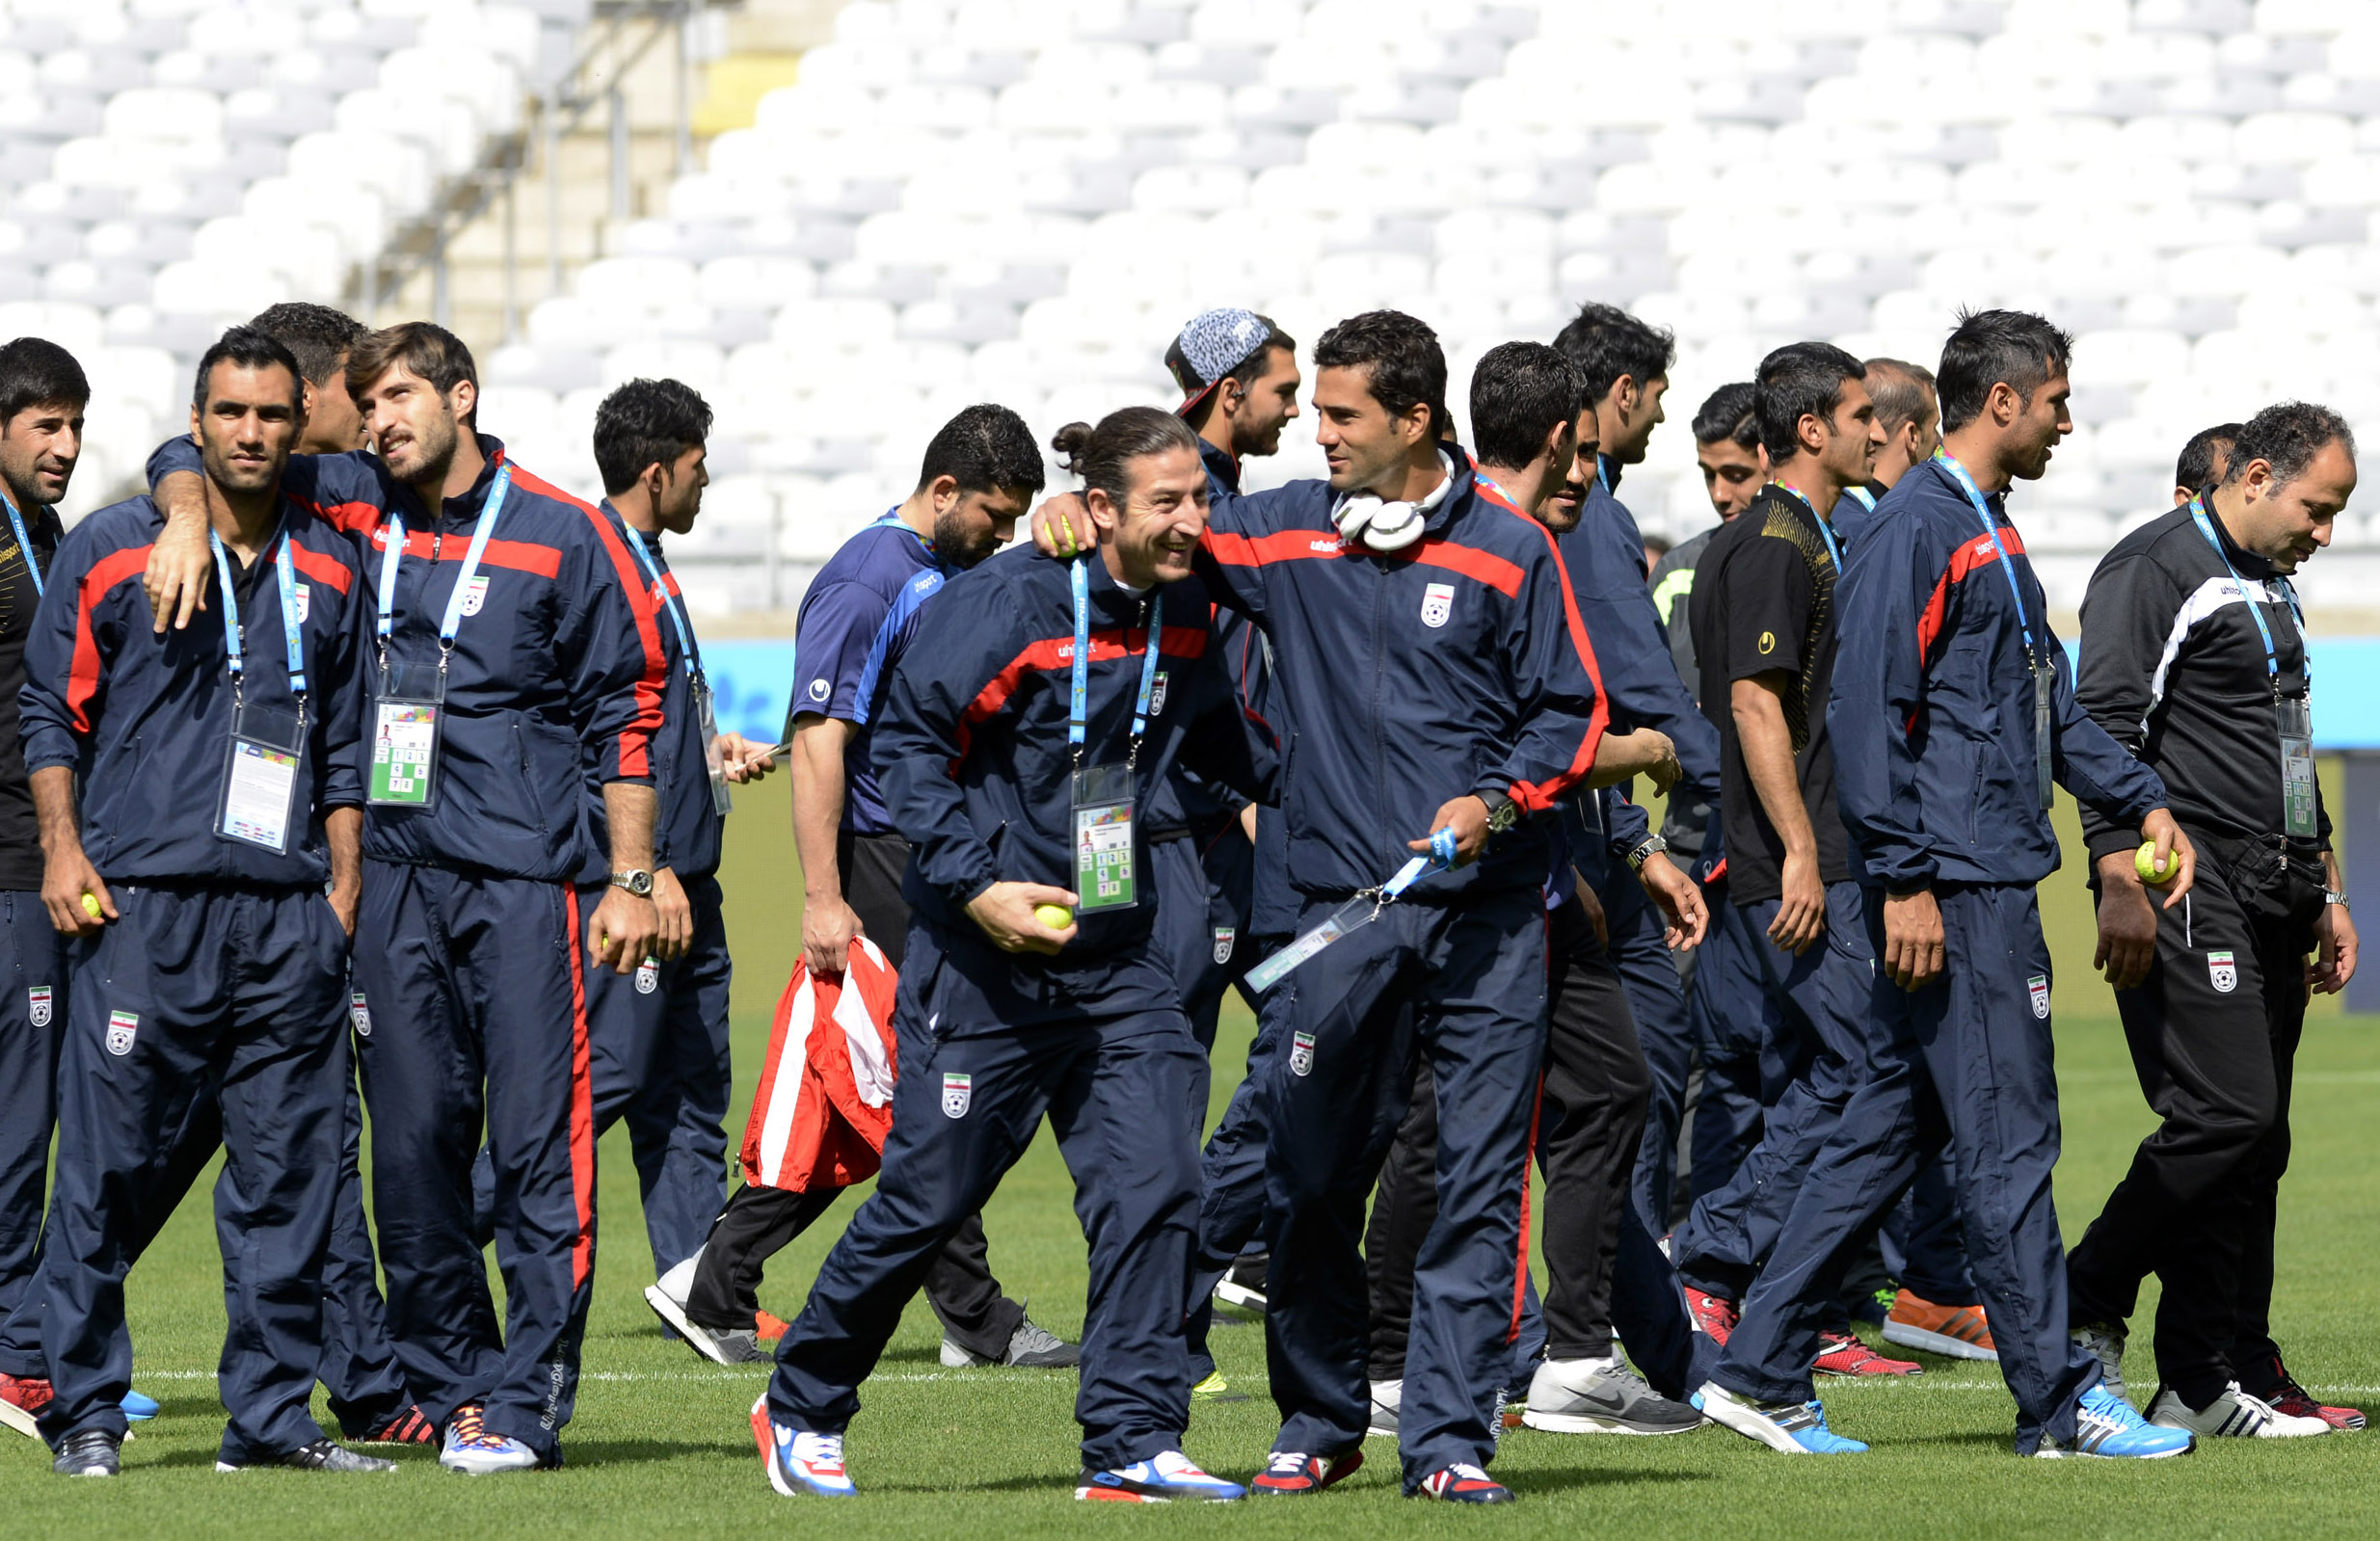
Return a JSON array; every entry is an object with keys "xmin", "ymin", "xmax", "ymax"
[{"xmin": 3, "ymin": 774, "xmax": 2376, "ymax": 1536}]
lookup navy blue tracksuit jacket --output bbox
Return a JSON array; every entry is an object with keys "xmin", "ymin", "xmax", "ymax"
[
  {"xmin": 19, "ymin": 493, "xmax": 368, "ymax": 1459},
  {"xmin": 1196, "ymin": 457, "xmax": 1606, "ymax": 1488},
  {"xmin": 766, "ymin": 545, "xmax": 1264, "ymax": 1471},
  {"xmin": 151, "ymin": 434, "xmax": 670, "ymax": 1459},
  {"xmin": 1829, "ymin": 454, "xmax": 2166, "ymax": 1451}
]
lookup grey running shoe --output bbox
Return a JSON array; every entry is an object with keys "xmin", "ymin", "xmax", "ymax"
[
  {"xmin": 1214, "ymin": 1255, "xmax": 1269, "ymax": 1317},
  {"xmin": 1522, "ymin": 1356, "xmax": 1704, "ymax": 1436},
  {"xmin": 217, "ymin": 1438, "xmax": 398, "ymax": 1474},
  {"xmin": 2072, "ymin": 1321, "xmax": 2128, "ymax": 1403},
  {"xmin": 53, "ymin": 1428, "xmax": 120, "ymax": 1477},
  {"xmin": 644, "ymin": 1262, "xmax": 769, "ymax": 1367},
  {"xmin": 1367, "ymin": 1378, "xmax": 1401, "ymax": 1439},
  {"xmin": 942, "ymin": 1315, "xmax": 1081, "ymax": 1368}
]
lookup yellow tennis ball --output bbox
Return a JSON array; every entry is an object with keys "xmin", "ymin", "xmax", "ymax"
[
  {"xmin": 2135, "ymin": 841, "xmax": 2177, "ymax": 886},
  {"xmin": 1034, "ymin": 903, "xmax": 1075, "ymax": 930},
  {"xmin": 80, "ymin": 892, "xmax": 101, "ymax": 919}
]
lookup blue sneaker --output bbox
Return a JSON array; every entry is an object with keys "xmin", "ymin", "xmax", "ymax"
[
  {"xmin": 1693, "ymin": 1382, "xmax": 1868, "ymax": 1453},
  {"xmin": 120, "ymin": 1390, "xmax": 158, "ymax": 1421},
  {"xmin": 2032, "ymin": 1385, "xmax": 2196, "ymax": 1459},
  {"xmin": 1413, "ymin": 1463, "xmax": 1513, "ymax": 1503},
  {"xmin": 752, "ymin": 1396, "xmax": 856, "ymax": 1497},
  {"xmin": 1075, "ymin": 1451, "xmax": 1245, "ymax": 1502}
]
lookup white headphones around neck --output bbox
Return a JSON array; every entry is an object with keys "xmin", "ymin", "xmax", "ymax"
[{"xmin": 1331, "ymin": 450, "xmax": 1456, "ymax": 552}]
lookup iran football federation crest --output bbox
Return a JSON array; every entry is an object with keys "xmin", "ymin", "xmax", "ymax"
[
  {"xmin": 105, "ymin": 1009, "xmax": 138, "ymax": 1057},
  {"xmin": 1213, "ymin": 927, "xmax": 1235, "ymax": 965},
  {"xmin": 635, "ymin": 958, "xmax": 659, "ymax": 995},
  {"xmin": 2027, "ymin": 974, "xmax": 2049, "ymax": 1020},
  {"xmin": 2208, "ymin": 950, "xmax": 2238, "ymax": 994},
  {"xmin": 459, "ymin": 574, "xmax": 491, "ymax": 617},
  {"xmin": 1421, "ymin": 581, "xmax": 1455, "ymax": 628},
  {"xmin": 27, "ymin": 986, "xmax": 50, "ymax": 1028},
  {"xmin": 942, "ymin": 1071, "xmax": 973, "ymax": 1118},
  {"xmin": 350, "ymin": 992, "xmax": 372, "ymax": 1037},
  {"xmin": 1150, "ymin": 672, "xmax": 1169, "ymax": 717},
  {"xmin": 1290, "ymin": 1030, "xmax": 1316, "ymax": 1077}
]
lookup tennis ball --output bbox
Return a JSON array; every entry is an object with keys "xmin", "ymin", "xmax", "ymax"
[
  {"xmin": 80, "ymin": 892, "xmax": 101, "ymax": 919},
  {"xmin": 1034, "ymin": 903, "xmax": 1075, "ymax": 930},
  {"xmin": 2135, "ymin": 841, "xmax": 2178, "ymax": 886}
]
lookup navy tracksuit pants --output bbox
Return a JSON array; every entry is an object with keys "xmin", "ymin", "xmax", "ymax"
[
  {"xmin": 40, "ymin": 885, "xmax": 347, "ymax": 1461},
  {"xmin": 1150, "ymin": 830, "xmax": 1256, "ymax": 1129},
  {"xmin": 1262, "ymin": 888, "xmax": 1545, "ymax": 1490},
  {"xmin": 354, "ymin": 860, "xmax": 600, "ymax": 1462},
  {"xmin": 0, "ymin": 893, "xmax": 63, "ymax": 1349},
  {"xmin": 1882, "ymin": 1156, "xmax": 1982, "ymax": 1307},
  {"xmin": 1184, "ymin": 929, "xmax": 1287, "ymax": 1383},
  {"xmin": 767, "ymin": 927, "xmax": 1204, "ymax": 1472},
  {"xmin": 1598, "ymin": 874, "xmax": 1693, "ymax": 1235},
  {"xmin": 585, "ymin": 872, "xmax": 732, "ymax": 1278},
  {"xmin": 1683, "ymin": 881, "xmax": 1768, "ymax": 1204}
]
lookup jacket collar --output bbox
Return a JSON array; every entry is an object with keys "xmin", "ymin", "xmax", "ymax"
[{"xmin": 1197, "ymin": 437, "xmax": 1241, "ymax": 497}]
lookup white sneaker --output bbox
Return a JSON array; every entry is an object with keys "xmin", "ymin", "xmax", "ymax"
[
  {"xmin": 644, "ymin": 1256, "xmax": 767, "ymax": 1367},
  {"xmin": 1367, "ymin": 1378, "xmax": 1401, "ymax": 1439},
  {"xmin": 753, "ymin": 1397, "xmax": 859, "ymax": 1497},
  {"xmin": 1522, "ymin": 1356, "xmax": 1703, "ymax": 1435},
  {"xmin": 439, "ymin": 1432, "xmax": 544, "ymax": 1475},
  {"xmin": 2150, "ymin": 1381, "xmax": 2330, "ymax": 1439},
  {"xmin": 2072, "ymin": 1322, "xmax": 2128, "ymax": 1403}
]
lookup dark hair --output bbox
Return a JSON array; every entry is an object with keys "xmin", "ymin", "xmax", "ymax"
[
  {"xmin": 2176, "ymin": 421, "xmax": 2243, "ymax": 492},
  {"xmin": 1863, "ymin": 357, "xmax": 1938, "ymax": 438},
  {"xmin": 1313, "ymin": 309, "xmax": 1448, "ymax": 437},
  {"xmin": 0, "ymin": 336, "xmax": 90, "ymax": 423},
  {"xmin": 1937, "ymin": 307, "xmax": 2072, "ymax": 436},
  {"xmin": 1051, "ymin": 408, "xmax": 1200, "ymax": 507},
  {"xmin": 344, "ymin": 321, "xmax": 477, "ymax": 410},
  {"xmin": 917, "ymin": 403, "xmax": 1045, "ymax": 496},
  {"xmin": 191, "ymin": 325, "xmax": 304, "ymax": 413},
  {"xmin": 1469, "ymin": 341, "xmax": 1585, "ymax": 471},
  {"xmin": 1552, "ymin": 302, "xmax": 1676, "ymax": 406},
  {"xmin": 1753, "ymin": 341, "xmax": 1865, "ymax": 463},
  {"xmin": 1168, "ymin": 315, "xmax": 1295, "ymax": 429},
  {"xmin": 1691, "ymin": 381, "xmax": 1759, "ymax": 449},
  {"xmin": 2223, "ymin": 402, "xmax": 2357, "ymax": 490},
  {"xmin": 593, "ymin": 377, "xmax": 714, "ymax": 495},
  {"xmin": 250, "ymin": 302, "xmax": 366, "ymax": 388}
]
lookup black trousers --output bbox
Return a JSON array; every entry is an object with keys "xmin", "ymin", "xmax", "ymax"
[
  {"xmin": 1368, "ymin": 892, "xmax": 1648, "ymax": 1371},
  {"xmin": 2066, "ymin": 834, "xmax": 2322, "ymax": 1408},
  {"xmin": 683, "ymin": 831, "xmax": 1022, "ymax": 1357}
]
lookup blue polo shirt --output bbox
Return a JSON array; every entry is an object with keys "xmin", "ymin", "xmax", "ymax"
[{"xmin": 789, "ymin": 512, "xmax": 948, "ymax": 836}]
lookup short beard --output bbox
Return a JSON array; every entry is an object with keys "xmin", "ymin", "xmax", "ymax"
[{"xmin": 931, "ymin": 507, "xmax": 991, "ymax": 569}]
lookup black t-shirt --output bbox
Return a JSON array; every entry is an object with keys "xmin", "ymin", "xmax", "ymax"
[
  {"xmin": 0, "ymin": 503, "xmax": 62, "ymax": 891},
  {"xmin": 1689, "ymin": 484, "xmax": 1851, "ymax": 903}
]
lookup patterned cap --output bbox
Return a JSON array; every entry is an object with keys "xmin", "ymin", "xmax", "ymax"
[{"xmin": 1171, "ymin": 307, "xmax": 1274, "ymax": 412}]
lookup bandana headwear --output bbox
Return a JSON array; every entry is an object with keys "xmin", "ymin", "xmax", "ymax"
[{"xmin": 1173, "ymin": 307, "xmax": 1273, "ymax": 415}]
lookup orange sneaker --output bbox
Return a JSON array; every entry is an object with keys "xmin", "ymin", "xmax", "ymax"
[
  {"xmin": 0, "ymin": 1372, "xmax": 52, "ymax": 1438},
  {"xmin": 755, "ymin": 1310, "xmax": 790, "ymax": 1342},
  {"xmin": 1682, "ymin": 1286, "xmax": 1738, "ymax": 1345},
  {"xmin": 1882, "ymin": 1289, "xmax": 1999, "ymax": 1363}
]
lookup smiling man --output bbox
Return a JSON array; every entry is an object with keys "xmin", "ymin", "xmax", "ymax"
[{"xmin": 2068, "ymin": 401, "xmax": 2363, "ymax": 1439}]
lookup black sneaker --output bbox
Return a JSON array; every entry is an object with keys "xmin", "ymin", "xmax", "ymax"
[
  {"xmin": 357, "ymin": 1404, "xmax": 439, "ymax": 1446},
  {"xmin": 53, "ymin": 1428, "xmax": 120, "ymax": 1477},
  {"xmin": 218, "ymin": 1438, "xmax": 398, "ymax": 1473}
]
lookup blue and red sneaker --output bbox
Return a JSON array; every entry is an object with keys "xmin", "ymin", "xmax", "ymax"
[
  {"xmin": 1250, "ymin": 1447, "xmax": 1363, "ymax": 1496},
  {"xmin": 1075, "ymin": 1451, "xmax": 1244, "ymax": 1502},
  {"xmin": 751, "ymin": 1396, "xmax": 856, "ymax": 1497},
  {"xmin": 1413, "ymin": 1463, "xmax": 1513, "ymax": 1503}
]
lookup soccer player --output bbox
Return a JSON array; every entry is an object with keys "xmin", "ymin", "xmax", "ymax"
[
  {"xmin": 22, "ymin": 328, "xmax": 388, "ymax": 1476},
  {"xmin": 646, "ymin": 406, "xmax": 1073, "ymax": 1370},
  {"xmin": 1846, "ymin": 359, "xmax": 1942, "ymax": 515},
  {"xmin": 1551, "ymin": 302, "xmax": 1717, "ymax": 1236},
  {"xmin": 2068, "ymin": 401, "xmax": 2363, "ymax": 1437},
  {"xmin": 2172, "ymin": 422, "xmax": 2240, "ymax": 506},
  {"xmin": 144, "ymin": 322, "xmax": 670, "ymax": 1474},
  {"xmin": 1650, "ymin": 381, "xmax": 1762, "ymax": 689},
  {"xmin": 755, "ymin": 407, "xmax": 1262, "ymax": 1503},
  {"xmin": 1832, "ymin": 307, "xmax": 2198, "ymax": 1460},
  {"xmin": 582, "ymin": 380, "xmax": 777, "ymax": 1287}
]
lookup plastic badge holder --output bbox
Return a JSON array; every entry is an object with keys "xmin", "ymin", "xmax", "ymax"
[
  {"xmin": 218, "ymin": 701, "xmax": 305, "ymax": 853},
  {"xmin": 1243, "ymin": 826, "xmax": 1460, "ymax": 994},
  {"xmin": 695, "ymin": 681, "xmax": 732, "ymax": 815},
  {"xmin": 369, "ymin": 658, "xmax": 445, "ymax": 810},
  {"xmin": 1073, "ymin": 761, "xmax": 1138, "ymax": 912},
  {"xmin": 2280, "ymin": 694, "xmax": 2316, "ymax": 837}
]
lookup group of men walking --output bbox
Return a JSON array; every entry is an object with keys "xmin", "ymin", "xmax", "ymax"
[{"xmin": 0, "ymin": 284, "xmax": 2359, "ymax": 1499}]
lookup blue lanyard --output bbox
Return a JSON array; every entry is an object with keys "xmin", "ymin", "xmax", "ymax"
[
  {"xmin": 1933, "ymin": 451, "xmax": 2040, "ymax": 667},
  {"xmin": 2188, "ymin": 498, "xmax": 2304, "ymax": 696},
  {"xmin": 3, "ymin": 490, "xmax": 41, "ymax": 598},
  {"xmin": 1594, "ymin": 455, "xmax": 1611, "ymax": 495},
  {"xmin": 207, "ymin": 516, "xmax": 307, "ymax": 702},
  {"xmin": 1843, "ymin": 485, "xmax": 1877, "ymax": 513},
  {"xmin": 624, "ymin": 525, "xmax": 702, "ymax": 683},
  {"xmin": 1767, "ymin": 481, "xmax": 1843, "ymax": 570},
  {"xmin": 872, "ymin": 508, "xmax": 943, "ymax": 569},
  {"xmin": 1067, "ymin": 557, "xmax": 1164, "ymax": 765},
  {"xmin": 375, "ymin": 465, "xmax": 513, "ymax": 656}
]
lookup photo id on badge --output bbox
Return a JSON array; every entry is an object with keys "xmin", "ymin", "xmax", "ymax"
[
  {"xmin": 2280, "ymin": 693, "xmax": 2317, "ymax": 837},
  {"xmin": 1072, "ymin": 762, "xmax": 1137, "ymax": 912},
  {"xmin": 218, "ymin": 703, "xmax": 304, "ymax": 853},
  {"xmin": 370, "ymin": 659, "xmax": 444, "ymax": 809}
]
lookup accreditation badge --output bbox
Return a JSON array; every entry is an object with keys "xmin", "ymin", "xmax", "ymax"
[
  {"xmin": 2030, "ymin": 662, "xmax": 2054, "ymax": 811},
  {"xmin": 2279, "ymin": 693, "xmax": 2316, "ymax": 838},
  {"xmin": 217, "ymin": 702, "xmax": 304, "ymax": 854},
  {"xmin": 1072, "ymin": 763, "xmax": 1137, "ymax": 913},
  {"xmin": 694, "ymin": 678, "xmax": 732, "ymax": 815},
  {"xmin": 369, "ymin": 661, "xmax": 444, "ymax": 809}
]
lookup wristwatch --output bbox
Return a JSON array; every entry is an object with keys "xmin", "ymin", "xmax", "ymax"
[
  {"xmin": 2325, "ymin": 889, "xmax": 2350, "ymax": 910},
  {"xmin": 1474, "ymin": 789, "xmax": 1518, "ymax": 835},
  {"xmin": 610, "ymin": 869, "xmax": 655, "ymax": 897},
  {"xmin": 1625, "ymin": 834, "xmax": 1670, "ymax": 873}
]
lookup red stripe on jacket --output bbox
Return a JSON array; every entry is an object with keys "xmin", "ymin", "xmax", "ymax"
[
  {"xmin": 364, "ymin": 524, "xmax": 564, "ymax": 579},
  {"xmin": 1915, "ymin": 523, "xmax": 2029, "ymax": 671},
  {"xmin": 508, "ymin": 462, "xmax": 671, "ymax": 782},
  {"xmin": 1474, "ymin": 484, "xmax": 1608, "ymax": 811},
  {"xmin": 288, "ymin": 540, "xmax": 354, "ymax": 594},
  {"xmin": 67, "ymin": 545, "xmax": 152, "ymax": 734},
  {"xmin": 951, "ymin": 624, "xmax": 1210, "ymax": 769},
  {"xmin": 1202, "ymin": 526, "xmax": 1526, "ymax": 598}
]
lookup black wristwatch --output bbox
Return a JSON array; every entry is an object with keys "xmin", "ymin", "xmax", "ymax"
[
  {"xmin": 1474, "ymin": 789, "xmax": 1518, "ymax": 835},
  {"xmin": 610, "ymin": 869, "xmax": 655, "ymax": 897}
]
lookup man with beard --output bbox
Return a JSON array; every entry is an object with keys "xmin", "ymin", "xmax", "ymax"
[{"xmin": 644, "ymin": 406, "xmax": 1078, "ymax": 1370}]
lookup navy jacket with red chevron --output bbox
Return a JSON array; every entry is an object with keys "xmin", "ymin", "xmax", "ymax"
[
  {"xmin": 147, "ymin": 434, "xmax": 669, "ymax": 885},
  {"xmin": 1829, "ymin": 454, "xmax": 2165, "ymax": 891},
  {"xmin": 19, "ymin": 493, "xmax": 369, "ymax": 888},
  {"xmin": 878, "ymin": 543, "xmax": 1269, "ymax": 1025},
  {"xmin": 1194, "ymin": 455, "xmax": 1607, "ymax": 902}
]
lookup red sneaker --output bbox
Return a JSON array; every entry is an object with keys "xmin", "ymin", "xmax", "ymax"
[
  {"xmin": 2256, "ymin": 1355, "xmax": 2366, "ymax": 1432},
  {"xmin": 1682, "ymin": 1286, "xmax": 1738, "ymax": 1345},
  {"xmin": 1250, "ymin": 1447, "xmax": 1362, "ymax": 1496},
  {"xmin": 0, "ymin": 1372, "xmax": 52, "ymax": 1438},
  {"xmin": 1815, "ymin": 1331, "xmax": 1922, "ymax": 1377},
  {"xmin": 359, "ymin": 1404, "xmax": 439, "ymax": 1445},
  {"xmin": 756, "ymin": 1309, "xmax": 790, "ymax": 1342}
]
